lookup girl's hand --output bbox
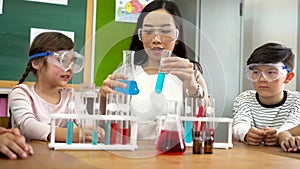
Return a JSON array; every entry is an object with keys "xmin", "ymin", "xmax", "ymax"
[
  {"xmin": 100, "ymin": 73, "xmax": 128, "ymax": 98},
  {"xmin": 82, "ymin": 126, "xmax": 105, "ymax": 143}
]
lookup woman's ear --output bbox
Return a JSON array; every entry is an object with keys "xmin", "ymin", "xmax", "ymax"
[
  {"xmin": 31, "ymin": 60, "xmax": 43, "ymax": 70},
  {"xmin": 284, "ymin": 72, "xmax": 295, "ymax": 84}
]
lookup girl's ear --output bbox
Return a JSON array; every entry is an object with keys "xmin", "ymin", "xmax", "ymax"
[
  {"xmin": 31, "ymin": 60, "xmax": 43, "ymax": 70},
  {"xmin": 284, "ymin": 72, "xmax": 295, "ymax": 84}
]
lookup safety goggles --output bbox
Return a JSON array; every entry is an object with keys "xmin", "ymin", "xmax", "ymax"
[
  {"xmin": 29, "ymin": 50, "xmax": 84, "ymax": 73},
  {"xmin": 244, "ymin": 62, "xmax": 291, "ymax": 82},
  {"xmin": 138, "ymin": 27, "xmax": 179, "ymax": 43}
]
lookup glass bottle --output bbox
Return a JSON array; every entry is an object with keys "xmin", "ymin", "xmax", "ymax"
[
  {"xmin": 204, "ymin": 130, "xmax": 214, "ymax": 154},
  {"xmin": 114, "ymin": 50, "xmax": 139, "ymax": 95},
  {"xmin": 156, "ymin": 101, "xmax": 186, "ymax": 155},
  {"xmin": 193, "ymin": 130, "xmax": 203, "ymax": 154}
]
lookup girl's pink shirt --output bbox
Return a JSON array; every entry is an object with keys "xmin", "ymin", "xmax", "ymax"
[{"xmin": 9, "ymin": 84, "xmax": 73, "ymax": 141}]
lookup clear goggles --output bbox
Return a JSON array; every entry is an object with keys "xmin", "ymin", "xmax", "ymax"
[
  {"xmin": 29, "ymin": 50, "xmax": 84, "ymax": 73},
  {"xmin": 138, "ymin": 27, "xmax": 179, "ymax": 43},
  {"xmin": 244, "ymin": 62, "xmax": 291, "ymax": 82}
]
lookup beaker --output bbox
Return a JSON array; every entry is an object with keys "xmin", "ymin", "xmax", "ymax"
[
  {"xmin": 156, "ymin": 100, "xmax": 186, "ymax": 155},
  {"xmin": 155, "ymin": 50, "xmax": 172, "ymax": 94},
  {"xmin": 114, "ymin": 50, "xmax": 140, "ymax": 95}
]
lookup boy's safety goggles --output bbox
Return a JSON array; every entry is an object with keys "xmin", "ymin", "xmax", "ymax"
[
  {"xmin": 244, "ymin": 62, "xmax": 291, "ymax": 82},
  {"xmin": 29, "ymin": 50, "xmax": 84, "ymax": 73}
]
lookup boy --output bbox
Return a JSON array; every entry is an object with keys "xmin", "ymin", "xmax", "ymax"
[{"xmin": 232, "ymin": 42, "xmax": 300, "ymax": 146}]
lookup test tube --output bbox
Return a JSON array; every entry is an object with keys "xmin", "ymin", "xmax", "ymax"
[
  {"xmin": 66, "ymin": 120, "xmax": 73, "ymax": 145},
  {"xmin": 184, "ymin": 97, "xmax": 195, "ymax": 144},
  {"xmin": 155, "ymin": 50, "xmax": 172, "ymax": 94},
  {"xmin": 104, "ymin": 93, "xmax": 117, "ymax": 145}
]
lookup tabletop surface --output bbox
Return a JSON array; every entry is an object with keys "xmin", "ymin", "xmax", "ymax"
[{"xmin": 1, "ymin": 140, "xmax": 299, "ymax": 169}]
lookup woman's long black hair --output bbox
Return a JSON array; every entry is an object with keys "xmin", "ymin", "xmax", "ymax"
[{"xmin": 129, "ymin": 0, "xmax": 203, "ymax": 73}]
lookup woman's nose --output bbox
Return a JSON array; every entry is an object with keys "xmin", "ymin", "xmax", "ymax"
[{"xmin": 152, "ymin": 33, "xmax": 162, "ymax": 43}]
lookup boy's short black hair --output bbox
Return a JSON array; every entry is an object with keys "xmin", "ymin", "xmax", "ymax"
[{"xmin": 247, "ymin": 42, "xmax": 295, "ymax": 71}]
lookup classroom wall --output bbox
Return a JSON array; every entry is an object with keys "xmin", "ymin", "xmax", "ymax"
[{"xmin": 243, "ymin": 0, "xmax": 298, "ymax": 91}]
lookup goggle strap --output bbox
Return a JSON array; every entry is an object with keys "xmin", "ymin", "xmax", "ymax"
[
  {"xmin": 29, "ymin": 51, "xmax": 53, "ymax": 60},
  {"xmin": 283, "ymin": 65, "xmax": 291, "ymax": 73}
]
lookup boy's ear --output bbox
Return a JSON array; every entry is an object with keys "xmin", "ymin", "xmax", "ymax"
[
  {"xmin": 284, "ymin": 72, "xmax": 295, "ymax": 84},
  {"xmin": 31, "ymin": 60, "xmax": 43, "ymax": 70}
]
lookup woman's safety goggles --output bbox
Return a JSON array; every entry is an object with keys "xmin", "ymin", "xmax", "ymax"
[
  {"xmin": 29, "ymin": 50, "xmax": 84, "ymax": 73},
  {"xmin": 138, "ymin": 27, "xmax": 179, "ymax": 43},
  {"xmin": 244, "ymin": 62, "xmax": 291, "ymax": 82}
]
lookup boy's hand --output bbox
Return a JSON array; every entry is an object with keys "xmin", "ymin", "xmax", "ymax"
[
  {"xmin": 245, "ymin": 127, "xmax": 266, "ymax": 145},
  {"xmin": 262, "ymin": 126, "xmax": 277, "ymax": 146}
]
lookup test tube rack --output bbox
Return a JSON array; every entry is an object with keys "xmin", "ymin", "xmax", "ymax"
[
  {"xmin": 158, "ymin": 116, "xmax": 233, "ymax": 149},
  {"xmin": 48, "ymin": 114, "xmax": 138, "ymax": 151}
]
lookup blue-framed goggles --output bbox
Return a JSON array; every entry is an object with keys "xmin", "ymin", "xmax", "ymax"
[
  {"xmin": 244, "ymin": 62, "xmax": 291, "ymax": 82},
  {"xmin": 29, "ymin": 50, "xmax": 84, "ymax": 74}
]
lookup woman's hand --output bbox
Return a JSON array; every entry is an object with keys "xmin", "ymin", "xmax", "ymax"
[
  {"xmin": 160, "ymin": 57, "xmax": 204, "ymax": 96},
  {"xmin": 0, "ymin": 127, "xmax": 34, "ymax": 160},
  {"xmin": 100, "ymin": 73, "xmax": 128, "ymax": 98}
]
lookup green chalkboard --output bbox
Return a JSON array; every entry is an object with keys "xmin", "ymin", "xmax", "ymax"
[
  {"xmin": 94, "ymin": 1, "xmax": 136, "ymax": 86},
  {"xmin": 0, "ymin": 0, "xmax": 87, "ymax": 85}
]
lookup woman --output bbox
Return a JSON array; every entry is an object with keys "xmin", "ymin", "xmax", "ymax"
[{"xmin": 100, "ymin": 0, "xmax": 207, "ymax": 139}]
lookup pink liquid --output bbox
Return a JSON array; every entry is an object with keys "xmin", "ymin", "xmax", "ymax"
[
  {"xmin": 156, "ymin": 130, "xmax": 186, "ymax": 155},
  {"xmin": 110, "ymin": 123, "xmax": 118, "ymax": 144}
]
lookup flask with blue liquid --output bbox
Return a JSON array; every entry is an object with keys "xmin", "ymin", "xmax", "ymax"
[
  {"xmin": 155, "ymin": 50, "xmax": 172, "ymax": 94},
  {"xmin": 114, "ymin": 50, "xmax": 139, "ymax": 95}
]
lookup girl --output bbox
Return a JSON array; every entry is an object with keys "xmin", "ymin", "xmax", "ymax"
[
  {"xmin": 100, "ymin": 0, "xmax": 207, "ymax": 139},
  {"xmin": 9, "ymin": 32, "xmax": 105, "ymax": 142}
]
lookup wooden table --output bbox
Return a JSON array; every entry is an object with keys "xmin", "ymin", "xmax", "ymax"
[{"xmin": 1, "ymin": 141, "xmax": 299, "ymax": 169}]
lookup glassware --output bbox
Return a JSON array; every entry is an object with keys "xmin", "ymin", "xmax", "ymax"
[
  {"xmin": 114, "ymin": 50, "xmax": 140, "ymax": 95},
  {"xmin": 193, "ymin": 130, "xmax": 203, "ymax": 154},
  {"xmin": 155, "ymin": 50, "xmax": 172, "ymax": 94},
  {"xmin": 204, "ymin": 130, "xmax": 214, "ymax": 154},
  {"xmin": 184, "ymin": 97, "xmax": 202, "ymax": 144},
  {"xmin": 156, "ymin": 100, "xmax": 186, "ymax": 155}
]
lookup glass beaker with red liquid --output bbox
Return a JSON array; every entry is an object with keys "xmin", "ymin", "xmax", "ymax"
[{"xmin": 156, "ymin": 100, "xmax": 186, "ymax": 155}]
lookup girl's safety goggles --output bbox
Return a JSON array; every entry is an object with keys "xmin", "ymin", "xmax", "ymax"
[
  {"xmin": 29, "ymin": 50, "xmax": 84, "ymax": 74},
  {"xmin": 244, "ymin": 62, "xmax": 291, "ymax": 82}
]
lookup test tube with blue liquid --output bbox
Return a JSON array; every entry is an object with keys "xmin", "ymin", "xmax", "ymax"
[
  {"xmin": 114, "ymin": 50, "xmax": 139, "ymax": 95},
  {"xmin": 155, "ymin": 50, "xmax": 172, "ymax": 94},
  {"xmin": 66, "ymin": 120, "xmax": 74, "ymax": 145},
  {"xmin": 184, "ymin": 97, "xmax": 196, "ymax": 144}
]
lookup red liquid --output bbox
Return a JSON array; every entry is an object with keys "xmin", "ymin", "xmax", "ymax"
[
  {"xmin": 120, "ymin": 128, "xmax": 129, "ymax": 145},
  {"xmin": 195, "ymin": 106, "xmax": 205, "ymax": 131},
  {"xmin": 156, "ymin": 130, "xmax": 186, "ymax": 155},
  {"xmin": 110, "ymin": 123, "xmax": 118, "ymax": 144}
]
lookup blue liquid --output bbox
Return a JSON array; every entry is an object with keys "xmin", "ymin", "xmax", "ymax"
[
  {"xmin": 66, "ymin": 121, "xmax": 73, "ymax": 145},
  {"xmin": 155, "ymin": 72, "xmax": 165, "ymax": 94},
  {"xmin": 184, "ymin": 121, "xmax": 193, "ymax": 143},
  {"xmin": 104, "ymin": 121, "xmax": 111, "ymax": 145},
  {"xmin": 92, "ymin": 129, "xmax": 98, "ymax": 145},
  {"xmin": 114, "ymin": 80, "xmax": 139, "ymax": 95}
]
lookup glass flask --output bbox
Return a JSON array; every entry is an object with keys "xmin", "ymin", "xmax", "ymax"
[
  {"xmin": 156, "ymin": 100, "xmax": 186, "ymax": 155},
  {"xmin": 114, "ymin": 50, "xmax": 140, "ymax": 95}
]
